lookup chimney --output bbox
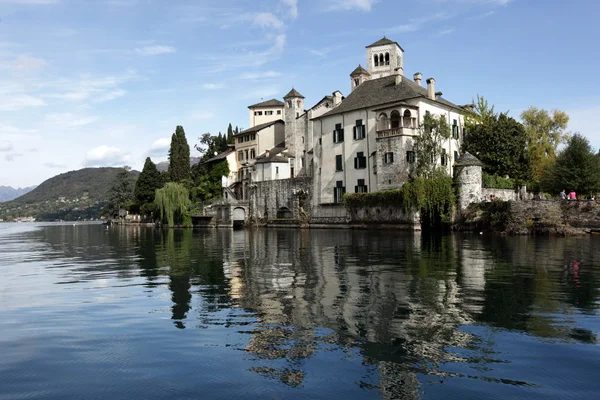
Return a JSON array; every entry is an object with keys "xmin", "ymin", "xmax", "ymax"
[
  {"xmin": 413, "ymin": 72, "xmax": 422, "ymax": 87},
  {"xmin": 426, "ymin": 78, "xmax": 436, "ymax": 100},
  {"xmin": 435, "ymin": 91, "xmax": 443, "ymax": 100},
  {"xmin": 395, "ymin": 68, "xmax": 402, "ymax": 85},
  {"xmin": 332, "ymin": 90, "xmax": 343, "ymax": 107},
  {"xmin": 265, "ymin": 149, "xmax": 270, "ymax": 157}
]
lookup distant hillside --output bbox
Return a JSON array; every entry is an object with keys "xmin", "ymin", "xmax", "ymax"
[
  {"xmin": 0, "ymin": 167, "xmax": 138, "ymax": 221},
  {"xmin": 0, "ymin": 185, "xmax": 37, "ymax": 202},
  {"xmin": 156, "ymin": 157, "xmax": 201, "ymax": 172}
]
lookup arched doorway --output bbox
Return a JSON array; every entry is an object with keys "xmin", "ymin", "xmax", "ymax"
[
  {"xmin": 390, "ymin": 110, "xmax": 401, "ymax": 128},
  {"xmin": 377, "ymin": 113, "xmax": 389, "ymax": 131},
  {"xmin": 276, "ymin": 207, "xmax": 293, "ymax": 219},
  {"xmin": 403, "ymin": 109, "xmax": 412, "ymax": 128},
  {"xmin": 232, "ymin": 207, "xmax": 246, "ymax": 228}
]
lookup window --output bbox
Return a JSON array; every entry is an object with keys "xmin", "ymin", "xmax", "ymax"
[
  {"xmin": 406, "ymin": 151, "xmax": 415, "ymax": 163},
  {"xmin": 250, "ymin": 149, "xmax": 256, "ymax": 159},
  {"xmin": 238, "ymin": 150, "xmax": 243, "ymax": 161},
  {"xmin": 245, "ymin": 135, "xmax": 249, "ymax": 142},
  {"xmin": 245, "ymin": 149, "xmax": 249, "ymax": 160},
  {"xmin": 255, "ymin": 111, "xmax": 263, "ymax": 116},
  {"xmin": 353, "ymin": 119, "xmax": 365, "ymax": 140},
  {"xmin": 334, "ymin": 180, "xmax": 345, "ymax": 203},
  {"xmin": 265, "ymin": 111, "xmax": 273, "ymax": 116},
  {"xmin": 319, "ymin": 138, "xmax": 322, "ymax": 145},
  {"xmin": 379, "ymin": 53, "xmax": 384, "ymax": 65},
  {"xmin": 441, "ymin": 149, "xmax": 447, "ymax": 166},
  {"xmin": 454, "ymin": 151, "xmax": 459, "ymax": 162},
  {"xmin": 385, "ymin": 52, "xmax": 390, "ymax": 66},
  {"xmin": 355, "ymin": 179, "xmax": 368, "ymax": 193},
  {"xmin": 276, "ymin": 166, "xmax": 279, "ymax": 175},
  {"xmin": 335, "ymin": 154, "xmax": 343, "ymax": 171},
  {"xmin": 354, "ymin": 78, "xmax": 359, "ymax": 87},
  {"xmin": 354, "ymin": 151, "xmax": 366, "ymax": 169},
  {"xmin": 251, "ymin": 133, "xmax": 256, "ymax": 140},
  {"xmin": 301, "ymin": 157, "xmax": 305, "ymax": 168},
  {"xmin": 425, "ymin": 110, "xmax": 430, "ymax": 116},
  {"xmin": 374, "ymin": 54, "xmax": 379, "ymax": 67},
  {"xmin": 287, "ymin": 101, "xmax": 291, "ymax": 108},
  {"xmin": 296, "ymin": 112, "xmax": 299, "ymax": 118},
  {"xmin": 277, "ymin": 110, "xmax": 282, "ymax": 115},
  {"xmin": 333, "ymin": 123, "xmax": 344, "ymax": 143},
  {"xmin": 384, "ymin": 152, "xmax": 394, "ymax": 164},
  {"xmin": 452, "ymin": 119, "xmax": 459, "ymax": 139}
]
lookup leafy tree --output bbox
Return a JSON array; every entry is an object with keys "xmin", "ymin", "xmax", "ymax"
[
  {"xmin": 190, "ymin": 160, "xmax": 230, "ymax": 202},
  {"xmin": 465, "ymin": 94, "xmax": 498, "ymax": 126},
  {"xmin": 134, "ymin": 157, "xmax": 162, "ymax": 214},
  {"xmin": 414, "ymin": 113, "xmax": 451, "ymax": 178},
  {"xmin": 521, "ymin": 107, "xmax": 570, "ymax": 181},
  {"xmin": 105, "ymin": 166, "xmax": 135, "ymax": 218},
  {"xmin": 462, "ymin": 113, "xmax": 532, "ymax": 182},
  {"xmin": 541, "ymin": 134, "xmax": 600, "ymax": 196},
  {"xmin": 168, "ymin": 125, "xmax": 191, "ymax": 183},
  {"xmin": 195, "ymin": 132, "xmax": 230, "ymax": 163},
  {"xmin": 154, "ymin": 182, "xmax": 191, "ymax": 227}
]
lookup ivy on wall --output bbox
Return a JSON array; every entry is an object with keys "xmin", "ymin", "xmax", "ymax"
[{"xmin": 343, "ymin": 177, "xmax": 455, "ymax": 223}]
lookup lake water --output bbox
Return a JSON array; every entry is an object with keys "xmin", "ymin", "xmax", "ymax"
[{"xmin": 0, "ymin": 223, "xmax": 599, "ymax": 399}]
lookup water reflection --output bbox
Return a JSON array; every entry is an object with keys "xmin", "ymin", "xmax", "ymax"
[{"xmin": 2, "ymin": 224, "xmax": 599, "ymax": 399}]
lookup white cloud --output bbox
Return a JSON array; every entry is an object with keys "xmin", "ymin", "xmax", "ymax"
[
  {"xmin": 201, "ymin": 83, "xmax": 224, "ymax": 90},
  {"xmin": 84, "ymin": 145, "xmax": 130, "ymax": 167},
  {"xmin": 253, "ymin": 13, "xmax": 284, "ymax": 30},
  {"xmin": 44, "ymin": 161, "xmax": 67, "ymax": 168},
  {"xmin": 388, "ymin": 12, "xmax": 452, "ymax": 33},
  {"xmin": 283, "ymin": 0, "xmax": 298, "ymax": 19},
  {"xmin": 325, "ymin": 0, "xmax": 376, "ymax": 11},
  {"xmin": 44, "ymin": 71, "xmax": 137, "ymax": 103},
  {"xmin": 134, "ymin": 45, "xmax": 176, "ymax": 56},
  {"xmin": 4, "ymin": 153, "xmax": 23, "ymax": 162},
  {"xmin": 238, "ymin": 70, "xmax": 282, "ymax": 80},
  {"xmin": 438, "ymin": 28, "xmax": 455, "ymax": 35},
  {"xmin": 0, "ymin": 94, "xmax": 45, "ymax": 111},
  {"xmin": 243, "ymin": 85, "xmax": 281, "ymax": 100},
  {"xmin": 151, "ymin": 137, "xmax": 170, "ymax": 151},
  {"xmin": 11, "ymin": 55, "xmax": 47, "ymax": 74},
  {"xmin": 45, "ymin": 113, "xmax": 99, "ymax": 128},
  {"xmin": 0, "ymin": 140, "xmax": 13, "ymax": 152}
]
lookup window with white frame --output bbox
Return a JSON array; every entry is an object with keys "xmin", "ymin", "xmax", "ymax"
[{"xmin": 384, "ymin": 152, "xmax": 394, "ymax": 164}]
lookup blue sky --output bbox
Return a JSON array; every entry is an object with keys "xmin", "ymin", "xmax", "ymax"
[{"xmin": 1, "ymin": 0, "xmax": 599, "ymax": 187}]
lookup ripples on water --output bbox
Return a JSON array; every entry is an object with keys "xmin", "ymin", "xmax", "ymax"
[{"xmin": 0, "ymin": 223, "xmax": 599, "ymax": 399}]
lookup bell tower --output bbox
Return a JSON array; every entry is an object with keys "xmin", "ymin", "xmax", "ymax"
[
  {"xmin": 350, "ymin": 64, "xmax": 370, "ymax": 92},
  {"xmin": 365, "ymin": 37, "xmax": 404, "ymax": 80},
  {"xmin": 283, "ymin": 88, "xmax": 305, "ymax": 171}
]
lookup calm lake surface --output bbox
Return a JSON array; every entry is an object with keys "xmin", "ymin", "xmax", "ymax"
[{"xmin": 0, "ymin": 223, "xmax": 599, "ymax": 399}]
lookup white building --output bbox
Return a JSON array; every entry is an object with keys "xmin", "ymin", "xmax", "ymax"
[
  {"xmin": 311, "ymin": 37, "xmax": 466, "ymax": 204},
  {"xmin": 248, "ymin": 99, "xmax": 284, "ymax": 128}
]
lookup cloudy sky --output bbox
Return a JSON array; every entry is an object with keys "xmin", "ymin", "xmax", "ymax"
[{"xmin": 0, "ymin": 0, "xmax": 599, "ymax": 187}]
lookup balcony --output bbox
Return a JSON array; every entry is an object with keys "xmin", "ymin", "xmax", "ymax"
[{"xmin": 376, "ymin": 126, "xmax": 417, "ymax": 139}]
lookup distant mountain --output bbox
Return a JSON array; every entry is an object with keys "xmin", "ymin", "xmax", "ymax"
[
  {"xmin": 0, "ymin": 185, "xmax": 37, "ymax": 202},
  {"xmin": 0, "ymin": 167, "xmax": 139, "ymax": 221},
  {"xmin": 156, "ymin": 157, "xmax": 201, "ymax": 173}
]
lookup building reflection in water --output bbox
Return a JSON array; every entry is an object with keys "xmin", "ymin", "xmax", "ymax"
[{"xmin": 124, "ymin": 227, "xmax": 598, "ymax": 397}]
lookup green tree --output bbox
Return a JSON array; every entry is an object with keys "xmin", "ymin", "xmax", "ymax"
[
  {"xmin": 541, "ymin": 134, "xmax": 600, "ymax": 196},
  {"xmin": 105, "ymin": 166, "xmax": 135, "ymax": 218},
  {"xmin": 134, "ymin": 157, "xmax": 162, "ymax": 214},
  {"xmin": 462, "ymin": 113, "xmax": 532, "ymax": 182},
  {"xmin": 465, "ymin": 94, "xmax": 498, "ymax": 126},
  {"xmin": 168, "ymin": 125, "xmax": 191, "ymax": 183},
  {"xmin": 190, "ymin": 160, "xmax": 230, "ymax": 202},
  {"xmin": 414, "ymin": 113, "xmax": 451, "ymax": 178},
  {"xmin": 154, "ymin": 182, "xmax": 192, "ymax": 227},
  {"xmin": 195, "ymin": 132, "xmax": 230, "ymax": 163},
  {"xmin": 227, "ymin": 123, "xmax": 235, "ymax": 144},
  {"xmin": 521, "ymin": 107, "xmax": 570, "ymax": 181}
]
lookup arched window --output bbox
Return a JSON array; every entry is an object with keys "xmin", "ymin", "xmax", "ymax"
[
  {"xmin": 354, "ymin": 78, "xmax": 359, "ymax": 87},
  {"xmin": 374, "ymin": 54, "xmax": 379, "ymax": 67},
  {"xmin": 390, "ymin": 110, "xmax": 401, "ymax": 129},
  {"xmin": 379, "ymin": 54, "xmax": 384, "ymax": 66},
  {"xmin": 377, "ymin": 113, "xmax": 389, "ymax": 131},
  {"xmin": 287, "ymin": 100, "xmax": 292, "ymax": 108},
  {"xmin": 385, "ymin": 52, "xmax": 390, "ymax": 66},
  {"xmin": 403, "ymin": 109, "xmax": 412, "ymax": 128}
]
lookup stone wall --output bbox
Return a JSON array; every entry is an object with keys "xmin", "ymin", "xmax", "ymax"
[
  {"xmin": 248, "ymin": 177, "xmax": 311, "ymax": 222},
  {"xmin": 347, "ymin": 204, "xmax": 418, "ymax": 226},
  {"xmin": 460, "ymin": 199, "xmax": 600, "ymax": 235},
  {"xmin": 309, "ymin": 204, "xmax": 348, "ymax": 225},
  {"xmin": 482, "ymin": 188, "xmax": 519, "ymax": 202}
]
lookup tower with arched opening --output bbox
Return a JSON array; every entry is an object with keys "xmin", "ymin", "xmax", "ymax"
[{"xmin": 366, "ymin": 37, "xmax": 404, "ymax": 79}]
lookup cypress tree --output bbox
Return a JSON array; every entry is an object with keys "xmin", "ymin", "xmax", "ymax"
[
  {"xmin": 134, "ymin": 157, "xmax": 162, "ymax": 211},
  {"xmin": 168, "ymin": 126, "xmax": 191, "ymax": 183},
  {"xmin": 227, "ymin": 123, "xmax": 234, "ymax": 144}
]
